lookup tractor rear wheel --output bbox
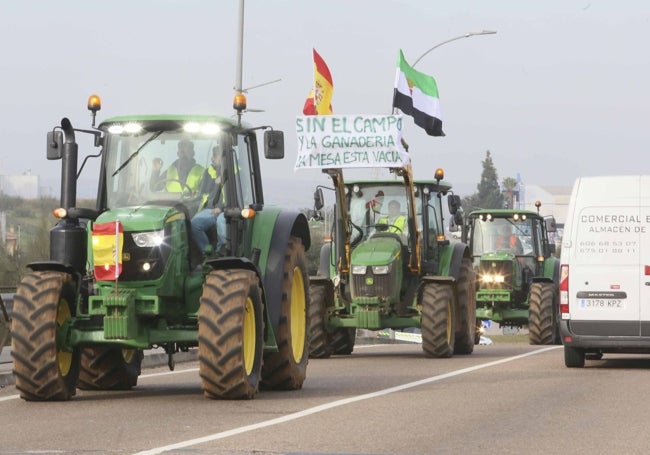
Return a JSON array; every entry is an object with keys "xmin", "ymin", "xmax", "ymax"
[
  {"xmin": 454, "ymin": 258, "xmax": 477, "ymax": 355},
  {"xmin": 199, "ymin": 269, "xmax": 263, "ymax": 399},
  {"xmin": 11, "ymin": 271, "xmax": 80, "ymax": 401},
  {"xmin": 528, "ymin": 282, "xmax": 555, "ymax": 345},
  {"xmin": 420, "ymin": 282, "xmax": 456, "ymax": 358},
  {"xmin": 308, "ymin": 283, "xmax": 332, "ymax": 359},
  {"xmin": 261, "ymin": 236, "xmax": 310, "ymax": 390},
  {"xmin": 78, "ymin": 347, "xmax": 143, "ymax": 390}
]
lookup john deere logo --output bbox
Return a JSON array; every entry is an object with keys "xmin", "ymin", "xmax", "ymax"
[{"xmin": 365, "ymin": 276, "xmax": 374, "ymax": 286}]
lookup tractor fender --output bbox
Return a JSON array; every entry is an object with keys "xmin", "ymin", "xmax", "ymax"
[
  {"xmin": 262, "ymin": 210, "xmax": 311, "ymax": 335},
  {"xmin": 316, "ymin": 241, "xmax": 332, "ymax": 278},
  {"xmin": 438, "ymin": 241, "xmax": 471, "ymax": 280}
]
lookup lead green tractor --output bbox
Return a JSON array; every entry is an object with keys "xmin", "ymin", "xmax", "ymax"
[
  {"xmin": 462, "ymin": 206, "xmax": 560, "ymax": 344},
  {"xmin": 309, "ymin": 165, "xmax": 476, "ymax": 358},
  {"xmin": 11, "ymin": 94, "xmax": 311, "ymax": 401}
]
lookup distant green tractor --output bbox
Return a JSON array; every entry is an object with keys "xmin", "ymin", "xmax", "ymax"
[
  {"xmin": 462, "ymin": 205, "xmax": 560, "ymax": 344},
  {"xmin": 11, "ymin": 94, "xmax": 311, "ymax": 401},
  {"xmin": 309, "ymin": 166, "xmax": 476, "ymax": 358}
]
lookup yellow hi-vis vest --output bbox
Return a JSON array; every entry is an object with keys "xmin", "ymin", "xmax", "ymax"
[
  {"xmin": 200, "ymin": 166, "xmax": 226, "ymax": 209},
  {"xmin": 378, "ymin": 215, "xmax": 406, "ymax": 233},
  {"xmin": 165, "ymin": 164, "xmax": 204, "ymax": 193}
]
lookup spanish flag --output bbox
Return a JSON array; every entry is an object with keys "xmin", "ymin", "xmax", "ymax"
[
  {"xmin": 92, "ymin": 221, "xmax": 123, "ymax": 281},
  {"xmin": 303, "ymin": 48, "xmax": 333, "ymax": 115}
]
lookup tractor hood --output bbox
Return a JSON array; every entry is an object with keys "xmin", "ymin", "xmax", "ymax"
[
  {"xmin": 95, "ymin": 206, "xmax": 186, "ymax": 231},
  {"xmin": 351, "ymin": 235, "xmax": 402, "ymax": 266}
]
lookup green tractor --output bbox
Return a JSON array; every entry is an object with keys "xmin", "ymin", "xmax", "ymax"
[
  {"xmin": 309, "ymin": 165, "xmax": 476, "ymax": 358},
  {"xmin": 10, "ymin": 94, "xmax": 311, "ymax": 401},
  {"xmin": 462, "ymin": 205, "xmax": 560, "ymax": 344}
]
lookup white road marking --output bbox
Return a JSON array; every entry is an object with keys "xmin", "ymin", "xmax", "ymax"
[{"xmin": 133, "ymin": 346, "xmax": 561, "ymax": 455}]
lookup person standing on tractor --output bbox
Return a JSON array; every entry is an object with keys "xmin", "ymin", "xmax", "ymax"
[
  {"xmin": 150, "ymin": 139, "xmax": 204, "ymax": 194},
  {"xmin": 191, "ymin": 145, "xmax": 226, "ymax": 255},
  {"xmin": 378, "ymin": 199, "xmax": 406, "ymax": 233}
]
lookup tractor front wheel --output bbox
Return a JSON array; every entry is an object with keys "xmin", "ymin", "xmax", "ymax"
[
  {"xmin": 308, "ymin": 283, "xmax": 332, "ymax": 359},
  {"xmin": 261, "ymin": 236, "xmax": 310, "ymax": 390},
  {"xmin": 454, "ymin": 258, "xmax": 477, "ymax": 355},
  {"xmin": 420, "ymin": 283, "xmax": 456, "ymax": 358},
  {"xmin": 528, "ymin": 282, "xmax": 555, "ymax": 345},
  {"xmin": 199, "ymin": 269, "xmax": 264, "ymax": 399},
  {"xmin": 11, "ymin": 271, "xmax": 80, "ymax": 401},
  {"xmin": 78, "ymin": 347, "xmax": 143, "ymax": 390}
]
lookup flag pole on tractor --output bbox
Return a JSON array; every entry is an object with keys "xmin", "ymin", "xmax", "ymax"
[
  {"xmin": 393, "ymin": 49, "xmax": 445, "ymax": 137},
  {"xmin": 303, "ymin": 48, "xmax": 334, "ymax": 115}
]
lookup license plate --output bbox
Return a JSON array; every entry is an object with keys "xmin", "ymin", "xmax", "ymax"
[{"xmin": 579, "ymin": 299, "xmax": 625, "ymax": 309}]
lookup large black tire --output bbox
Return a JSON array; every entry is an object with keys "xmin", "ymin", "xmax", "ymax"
[
  {"xmin": 198, "ymin": 269, "xmax": 264, "ymax": 399},
  {"xmin": 420, "ymin": 283, "xmax": 456, "ymax": 358},
  {"xmin": 11, "ymin": 271, "xmax": 80, "ymax": 401},
  {"xmin": 261, "ymin": 236, "xmax": 310, "ymax": 390},
  {"xmin": 308, "ymin": 284, "xmax": 332, "ymax": 359},
  {"xmin": 454, "ymin": 258, "xmax": 477, "ymax": 355},
  {"xmin": 528, "ymin": 282, "xmax": 556, "ymax": 345},
  {"xmin": 564, "ymin": 346, "xmax": 585, "ymax": 368},
  {"xmin": 78, "ymin": 347, "xmax": 143, "ymax": 390},
  {"xmin": 330, "ymin": 328, "xmax": 356, "ymax": 355}
]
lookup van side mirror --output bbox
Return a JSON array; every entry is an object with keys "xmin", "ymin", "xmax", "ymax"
[
  {"xmin": 448, "ymin": 194, "xmax": 462, "ymax": 215},
  {"xmin": 47, "ymin": 130, "xmax": 63, "ymax": 160},
  {"xmin": 264, "ymin": 130, "xmax": 284, "ymax": 159}
]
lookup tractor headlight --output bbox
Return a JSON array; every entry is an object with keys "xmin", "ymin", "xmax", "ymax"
[
  {"xmin": 481, "ymin": 274, "xmax": 505, "ymax": 284},
  {"xmin": 351, "ymin": 265, "xmax": 367, "ymax": 275},
  {"xmin": 372, "ymin": 265, "xmax": 390, "ymax": 275},
  {"xmin": 132, "ymin": 230, "xmax": 164, "ymax": 248}
]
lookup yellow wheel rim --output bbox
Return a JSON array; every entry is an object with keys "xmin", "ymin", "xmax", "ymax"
[
  {"xmin": 122, "ymin": 349, "xmax": 136, "ymax": 363},
  {"xmin": 56, "ymin": 299, "xmax": 72, "ymax": 376},
  {"xmin": 290, "ymin": 266, "xmax": 306, "ymax": 362},
  {"xmin": 243, "ymin": 297, "xmax": 256, "ymax": 375}
]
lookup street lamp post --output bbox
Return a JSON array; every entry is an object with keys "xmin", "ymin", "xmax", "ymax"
[{"xmin": 411, "ymin": 30, "xmax": 497, "ymax": 67}]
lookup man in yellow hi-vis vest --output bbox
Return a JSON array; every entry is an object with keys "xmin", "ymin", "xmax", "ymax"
[
  {"xmin": 191, "ymin": 146, "xmax": 226, "ymax": 254},
  {"xmin": 150, "ymin": 139, "xmax": 204, "ymax": 194},
  {"xmin": 378, "ymin": 199, "xmax": 406, "ymax": 233}
]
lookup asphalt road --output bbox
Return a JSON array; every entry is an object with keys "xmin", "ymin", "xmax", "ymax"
[{"xmin": 1, "ymin": 341, "xmax": 649, "ymax": 454}]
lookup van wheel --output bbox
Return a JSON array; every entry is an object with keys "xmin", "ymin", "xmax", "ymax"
[
  {"xmin": 564, "ymin": 346, "xmax": 585, "ymax": 368},
  {"xmin": 528, "ymin": 282, "xmax": 555, "ymax": 345}
]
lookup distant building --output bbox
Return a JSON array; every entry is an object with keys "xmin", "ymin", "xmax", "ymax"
[
  {"xmin": 519, "ymin": 184, "xmax": 571, "ymax": 224},
  {"xmin": 0, "ymin": 174, "xmax": 40, "ymax": 198}
]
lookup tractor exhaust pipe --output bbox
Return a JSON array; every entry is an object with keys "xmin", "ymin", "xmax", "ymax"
[{"xmin": 60, "ymin": 117, "xmax": 78, "ymax": 210}]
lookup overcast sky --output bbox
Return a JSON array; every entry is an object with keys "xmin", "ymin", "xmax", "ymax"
[{"xmin": 1, "ymin": 0, "xmax": 649, "ymax": 207}]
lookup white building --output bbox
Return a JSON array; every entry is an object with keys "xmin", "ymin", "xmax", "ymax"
[{"xmin": 0, "ymin": 174, "xmax": 40, "ymax": 199}]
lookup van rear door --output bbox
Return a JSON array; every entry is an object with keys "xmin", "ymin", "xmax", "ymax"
[
  {"xmin": 638, "ymin": 176, "xmax": 650, "ymax": 335},
  {"xmin": 568, "ymin": 176, "xmax": 642, "ymax": 337}
]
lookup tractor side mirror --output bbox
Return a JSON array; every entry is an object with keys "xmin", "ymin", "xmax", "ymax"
[
  {"xmin": 447, "ymin": 194, "xmax": 462, "ymax": 215},
  {"xmin": 314, "ymin": 187, "xmax": 324, "ymax": 211},
  {"xmin": 264, "ymin": 130, "xmax": 285, "ymax": 159},
  {"xmin": 47, "ymin": 130, "xmax": 63, "ymax": 160}
]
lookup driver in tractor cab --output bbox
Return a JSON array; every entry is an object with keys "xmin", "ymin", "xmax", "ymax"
[
  {"xmin": 495, "ymin": 224, "xmax": 523, "ymax": 254},
  {"xmin": 378, "ymin": 200, "xmax": 406, "ymax": 234},
  {"xmin": 150, "ymin": 139, "xmax": 204, "ymax": 194}
]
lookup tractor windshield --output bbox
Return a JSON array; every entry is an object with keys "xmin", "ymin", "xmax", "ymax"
[
  {"xmin": 347, "ymin": 184, "xmax": 416, "ymax": 243},
  {"xmin": 102, "ymin": 128, "xmax": 232, "ymax": 217},
  {"xmin": 470, "ymin": 216, "xmax": 540, "ymax": 259}
]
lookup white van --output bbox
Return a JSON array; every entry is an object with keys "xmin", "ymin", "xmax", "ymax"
[{"xmin": 559, "ymin": 175, "xmax": 650, "ymax": 367}]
